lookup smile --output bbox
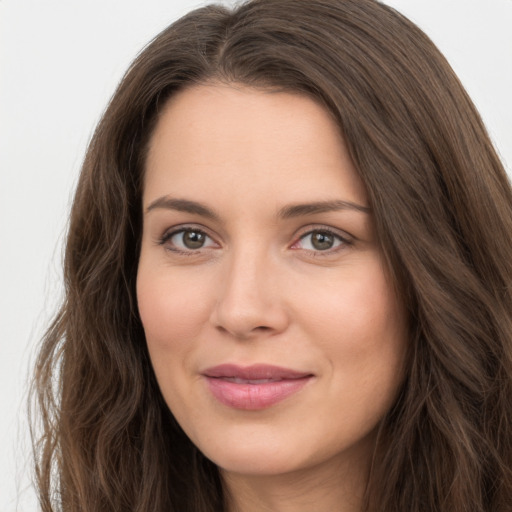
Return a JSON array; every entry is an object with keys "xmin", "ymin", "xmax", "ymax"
[{"xmin": 202, "ymin": 364, "xmax": 313, "ymax": 410}]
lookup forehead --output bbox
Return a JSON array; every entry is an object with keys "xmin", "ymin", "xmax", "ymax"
[{"xmin": 144, "ymin": 83, "xmax": 367, "ymax": 211}]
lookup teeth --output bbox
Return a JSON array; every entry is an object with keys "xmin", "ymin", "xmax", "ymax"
[{"xmin": 225, "ymin": 377, "xmax": 277, "ymax": 384}]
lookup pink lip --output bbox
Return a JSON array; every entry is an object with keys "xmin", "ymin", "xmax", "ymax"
[{"xmin": 202, "ymin": 364, "xmax": 313, "ymax": 410}]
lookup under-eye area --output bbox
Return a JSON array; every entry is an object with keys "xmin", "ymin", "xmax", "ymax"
[{"xmin": 30, "ymin": 1, "xmax": 512, "ymax": 511}]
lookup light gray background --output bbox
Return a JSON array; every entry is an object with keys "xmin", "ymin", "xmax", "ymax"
[{"xmin": 1, "ymin": 1, "xmax": 511, "ymax": 510}]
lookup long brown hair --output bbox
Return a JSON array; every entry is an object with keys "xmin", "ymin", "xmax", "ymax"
[{"xmin": 31, "ymin": 0, "xmax": 512, "ymax": 510}]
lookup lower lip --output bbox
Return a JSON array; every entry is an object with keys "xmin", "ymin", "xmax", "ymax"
[{"xmin": 204, "ymin": 376, "xmax": 312, "ymax": 410}]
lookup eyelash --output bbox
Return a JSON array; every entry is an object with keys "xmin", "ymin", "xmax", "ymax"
[
  {"xmin": 292, "ymin": 227, "xmax": 352, "ymax": 255},
  {"xmin": 158, "ymin": 226, "xmax": 217, "ymax": 256},
  {"xmin": 157, "ymin": 225, "xmax": 353, "ymax": 256}
]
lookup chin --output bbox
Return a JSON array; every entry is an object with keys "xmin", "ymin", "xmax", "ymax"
[
  {"xmin": 193, "ymin": 429, "xmax": 310, "ymax": 476},
  {"xmin": 214, "ymin": 451, "xmax": 309, "ymax": 477}
]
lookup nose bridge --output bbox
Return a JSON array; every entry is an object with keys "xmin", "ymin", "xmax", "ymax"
[{"xmin": 211, "ymin": 241, "xmax": 287, "ymax": 338}]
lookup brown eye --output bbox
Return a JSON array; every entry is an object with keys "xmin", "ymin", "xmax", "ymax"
[
  {"xmin": 295, "ymin": 229, "xmax": 347, "ymax": 252},
  {"xmin": 311, "ymin": 231, "xmax": 335, "ymax": 250},
  {"xmin": 161, "ymin": 228, "xmax": 217, "ymax": 252},
  {"xmin": 182, "ymin": 229, "xmax": 207, "ymax": 249}
]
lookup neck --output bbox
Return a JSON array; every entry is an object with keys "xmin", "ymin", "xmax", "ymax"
[{"xmin": 221, "ymin": 452, "xmax": 370, "ymax": 512}]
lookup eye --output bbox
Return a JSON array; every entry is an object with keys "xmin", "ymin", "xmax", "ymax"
[
  {"xmin": 293, "ymin": 229, "xmax": 349, "ymax": 252},
  {"xmin": 160, "ymin": 228, "xmax": 217, "ymax": 252}
]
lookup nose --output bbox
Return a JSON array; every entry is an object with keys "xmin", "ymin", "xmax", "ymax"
[{"xmin": 210, "ymin": 250, "xmax": 289, "ymax": 340}]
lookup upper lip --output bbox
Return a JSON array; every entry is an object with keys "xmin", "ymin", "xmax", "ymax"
[{"xmin": 202, "ymin": 364, "xmax": 313, "ymax": 381}]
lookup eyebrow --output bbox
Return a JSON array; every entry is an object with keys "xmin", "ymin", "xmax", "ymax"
[
  {"xmin": 278, "ymin": 200, "xmax": 371, "ymax": 218},
  {"xmin": 145, "ymin": 196, "xmax": 371, "ymax": 219},
  {"xmin": 145, "ymin": 197, "xmax": 219, "ymax": 220}
]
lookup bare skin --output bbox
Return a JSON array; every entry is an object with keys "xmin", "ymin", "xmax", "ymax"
[{"xmin": 137, "ymin": 83, "xmax": 408, "ymax": 512}]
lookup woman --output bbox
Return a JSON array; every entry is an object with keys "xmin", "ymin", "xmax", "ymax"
[{"xmin": 32, "ymin": 0, "xmax": 512, "ymax": 511}]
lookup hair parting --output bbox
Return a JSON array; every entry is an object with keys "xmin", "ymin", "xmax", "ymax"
[{"xmin": 31, "ymin": 1, "xmax": 512, "ymax": 511}]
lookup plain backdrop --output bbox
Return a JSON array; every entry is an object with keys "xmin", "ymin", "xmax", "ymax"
[{"xmin": 1, "ymin": 1, "xmax": 511, "ymax": 510}]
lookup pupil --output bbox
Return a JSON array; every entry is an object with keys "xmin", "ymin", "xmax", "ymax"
[
  {"xmin": 312, "ymin": 231, "xmax": 334, "ymax": 250},
  {"xmin": 183, "ymin": 230, "xmax": 205, "ymax": 249}
]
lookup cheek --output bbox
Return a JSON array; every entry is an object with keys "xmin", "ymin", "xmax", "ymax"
[
  {"xmin": 136, "ymin": 263, "xmax": 211, "ymax": 354},
  {"xmin": 299, "ymin": 261, "xmax": 405, "ymax": 342},
  {"xmin": 294, "ymin": 257, "xmax": 407, "ymax": 395}
]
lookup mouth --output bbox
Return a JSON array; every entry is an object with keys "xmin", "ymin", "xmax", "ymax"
[{"xmin": 202, "ymin": 364, "xmax": 314, "ymax": 410}]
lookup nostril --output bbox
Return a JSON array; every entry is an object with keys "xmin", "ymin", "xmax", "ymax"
[
  {"xmin": 210, "ymin": 286, "xmax": 289, "ymax": 339},
  {"xmin": 215, "ymin": 323, "xmax": 274, "ymax": 339}
]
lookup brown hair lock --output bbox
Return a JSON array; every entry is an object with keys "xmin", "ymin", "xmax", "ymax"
[{"xmin": 31, "ymin": 1, "xmax": 512, "ymax": 511}]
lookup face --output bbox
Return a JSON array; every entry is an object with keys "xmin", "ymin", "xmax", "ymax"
[{"xmin": 137, "ymin": 84, "xmax": 408, "ymax": 481}]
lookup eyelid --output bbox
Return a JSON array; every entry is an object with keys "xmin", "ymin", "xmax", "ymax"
[
  {"xmin": 290, "ymin": 224, "xmax": 354, "ymax": 252},
  {"xmin": 156, "ymin": 224, "xmax": 221, "ymax": 252},
  {"xmin": 154, "ymin": 223, "xmax": 354, "ymax": 255}
]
